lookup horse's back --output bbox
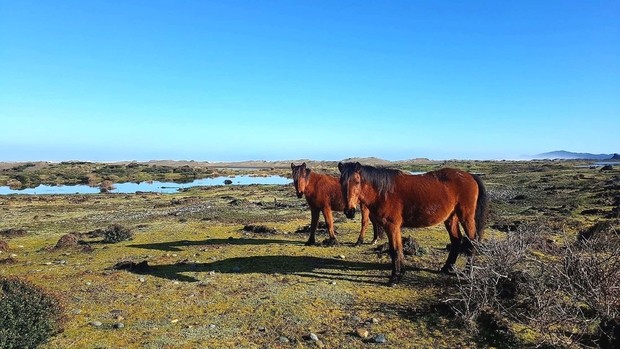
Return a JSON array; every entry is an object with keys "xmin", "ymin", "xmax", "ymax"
[
  {"xmin": 307, "ymin": 173, "xmax": 345, "ymax": 210},
  {"xmin": 394, "ymin": 168, "xmax": 479, "ymax": 227}
]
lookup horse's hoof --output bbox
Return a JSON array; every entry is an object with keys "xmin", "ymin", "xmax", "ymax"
[
  {"xmin": 388, "ymin": 278, "xmax": 399, "ymax": 287},
  {"xmin": 354, "ymin": 239, "xmax": 363, "ymax": 247},
  {"xmin": 305, "ymin": 240, "xmax": 316, "ymax": 246},
  {"xmin": 322, "ymin": 238, "xmax": 338, "ymax": 247},
  {"xmin": 440, "ymin": 265, "xmax": 455, "ymax": 274}
]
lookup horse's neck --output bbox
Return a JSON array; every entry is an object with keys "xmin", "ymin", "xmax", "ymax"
[
  {"xmin": 304, "ymin": 172, "xmax": 321, "ymax": 197},
  {"xmin": 360, "ymin": 182, "xmax": 381, "ymax": 207}
]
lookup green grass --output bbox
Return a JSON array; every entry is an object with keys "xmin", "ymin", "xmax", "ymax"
[{"xmin": 1, "ymin": 160, "xmax": 618, "ymax": 348}]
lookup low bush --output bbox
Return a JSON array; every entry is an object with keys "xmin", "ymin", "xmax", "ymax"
[
  {"xmin": 0, "ymin": 277, "xmax": 65, "ymax": 349},
  {"xmin": 446, "ymin": 221, "xmax": 620, "ymax": 348},
  {"xmin": 102, "ymin": 224, "xmax": 133, "ymax": 243}
]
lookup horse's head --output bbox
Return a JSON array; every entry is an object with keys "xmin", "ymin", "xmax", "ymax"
[
  {"xmin": 291, "ymin": 162, "xmax": 310, "ymax": 198},
  {"xmin": 338, "ymin": 161, "xmax": 362, "ymax": 219}
]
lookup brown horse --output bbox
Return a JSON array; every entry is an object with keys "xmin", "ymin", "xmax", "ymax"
[
  {"xmin": 338, "ymin": 162, "xmax": 488, "ymax": 286},
  {"xmin": 291, "ymin": 162, "xmax": 383, "ymax": 246}
]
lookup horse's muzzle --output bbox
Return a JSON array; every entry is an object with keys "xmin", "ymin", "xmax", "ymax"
[{"xmin": 344, "ymin": 208, "xmax": 356, "ymax": 219}]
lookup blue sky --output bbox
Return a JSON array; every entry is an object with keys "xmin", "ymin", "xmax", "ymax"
[{"xmin": 1, "ymin": 1, "xmax": 618, "ymax": 162}]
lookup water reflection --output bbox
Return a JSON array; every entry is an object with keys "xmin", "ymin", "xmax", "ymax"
[{"xmin": 0, "ymin": 175, "xmax": 291, "ymax": 195}]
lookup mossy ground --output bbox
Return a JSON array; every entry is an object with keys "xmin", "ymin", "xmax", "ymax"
[{"xmin": 1, "ymin": 161, "xmax": 618, "ymax": 348}]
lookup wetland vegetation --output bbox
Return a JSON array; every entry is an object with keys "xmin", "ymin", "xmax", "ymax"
[{"xmin": 1, "ymin": 159, "xmax": 618, "ymax": 348}]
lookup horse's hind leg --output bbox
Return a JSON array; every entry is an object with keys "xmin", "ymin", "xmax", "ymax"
[
  {"xmin": 322, "ymin": 208, "xmax": 338, "ymax": 246},
  {"xmin": 306, "ymin": 208, "xmax": 320, "ymax": 246},
  {"xmin": 441, "ymin": 213, "xmax": 462, "ymax": 274},
  {"xmin": 458, "ymin": 205, "xmax": 478, "ymax": 274},
  {"xmin": 371, "ymin": 216, "xmax": 385, "ymax": 244},
  {"xmin": 385, "ymin": 222, "xmax": 405, "ymax": 286}
]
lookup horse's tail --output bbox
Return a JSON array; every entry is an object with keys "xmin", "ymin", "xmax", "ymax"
[{"xmin": 473, "ymin": 174, "xmax": 489, "ymax": 241}]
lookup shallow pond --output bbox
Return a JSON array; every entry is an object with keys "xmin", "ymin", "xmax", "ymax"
[{"xmin": 0, "ymin": 175, "xmax": 292, "ymax": 195}]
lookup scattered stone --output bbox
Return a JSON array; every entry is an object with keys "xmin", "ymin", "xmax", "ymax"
[
  {"xmin": 258, "ymin": 326, "xmax": 266, "ymax": 332},
  {"xmin": 278, "ymin": 336, "xmax": 290, "ymax": 343},
  {"xmin": 356, "ymin": 328, "xmax": 369, "ymax": 338},
  {"xmin": 113, "ymin": 322, "xmax": 124, "ymax": 329},
  {"xmin": 209, "ymin": 324, "xmax": 216, "ymax": 329},
  {"xmin": 224, "ymin": 179, "xmax": 233, "ymax": 185},
  {"xmin": 138, "ymin": 277, "xmax": 146, "ymax": 283},
  {"xmin": 90, "ymin": 321, "xmax": 103, "ymax": 327},
  {"xmin": 170, "ymin": 319, "xmax": 179, "ymax": 324},
  {"xmin": 373, "ymin": 334, "xmax": 387, "ymax": 343},
  {"xmin": 71, "ymin": 309, "xmax": 82, "ymax": 315},
  {"xmin": 329, "ymin": 281, "xmax": 336, "ymax": 285},
  {"xmin": 370, "ymin": 317, "xmax": 379, "ymax": 324},
  {"xmin": 351, "ymin": 315, "xmax": 362, "ymax": 323},
  {"xmin": 309, "ymin": 333, "xmax": 319, "ymax": 341},
  {"xmin": 337, "ymin": 255, "xmax": 346, "ymax": 259}
]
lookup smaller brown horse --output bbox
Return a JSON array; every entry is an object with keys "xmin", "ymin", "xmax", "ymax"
[
  {"xmin": 338, "ymin": 162, "xmax": 488, "ymax": 286},
  {"xmin": 292, "ymin": 162, "xmax": 383, "ymax": 246}
]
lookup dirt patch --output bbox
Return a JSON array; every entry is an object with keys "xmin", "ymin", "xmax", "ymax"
[
  {"xmin": 0, "ymin": 228, "xmax": 27, "ymax": 238},
  {"xmin": 374, "ymin": 236, "xmax": 422, "ymax": 256},
  {"xmin": 242, "ymin": 225, "xmax": 279, "ymax": 234},
  {"xmin": 54, "ymin": 233, "xmax": 80, "ymax": 249}
]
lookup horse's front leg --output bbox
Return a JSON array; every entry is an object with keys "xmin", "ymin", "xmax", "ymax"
[
  {"xmin": 355, "ymin": 205, "xmax": 371, "ymax": 246},
  {"xmin": 385, "ymin": 223, "xmax": 405, "ymax": 286},
  {"xmin": 322, "ymin": 208, "xmax": 338, "ymax": 246},
  {"xmin": 306, "ymin": 208, "xmax": 320, "ymax": 246}
]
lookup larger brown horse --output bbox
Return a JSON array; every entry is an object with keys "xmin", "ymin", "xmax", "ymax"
[
  {"xmin": 338, "ymin": 162, "xmax": 488, "ymax": 286},
  {"xmin": 291, "ymin": 162, "xmax": 382, "ymax": 246}
]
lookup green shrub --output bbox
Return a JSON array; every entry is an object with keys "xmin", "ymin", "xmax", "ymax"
[
  {"xmin": 0, "ymin": 277, "xmax": 65, "ymax": 349},
  {"xmin": 103, "ymin": 224, "xmax": 134, "ymax": 243}
]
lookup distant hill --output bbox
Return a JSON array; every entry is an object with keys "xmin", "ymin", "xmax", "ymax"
[{"xmin": 533, "ymin": 150, "xmax": 617, "ymax": 160}]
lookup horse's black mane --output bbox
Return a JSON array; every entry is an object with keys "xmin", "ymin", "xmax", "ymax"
[
  {"xmin": 292, "ymin": 165, "xmax": 311, "ymax": 180},
  {"xmin": 339, "ymin": 162, "xmax": 402, "ymax": 196}
]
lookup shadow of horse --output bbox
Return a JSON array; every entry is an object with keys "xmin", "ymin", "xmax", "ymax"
[
  {"xmin": 121, "ymin": 255, "xmax": 394, "ymax": 284},
  {"xmin": 128, "ymin": 237, "xmax": 304, "ymax": 252}
]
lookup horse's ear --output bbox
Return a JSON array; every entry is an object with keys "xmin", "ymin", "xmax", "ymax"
[
  {"xmin": 338, "ymin": 162, "xmax": 343, "ymax": 172},
  {"xmin": 355, "ymin": 162, "xmax": 361, "ymax": 172},
  {"xmin": 291, "ymin": 163, "xmax": 295, "ymax": 170},
  {"xmin": 301, "ymin": 162, "xmax": 306, "ymax": 170}
]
